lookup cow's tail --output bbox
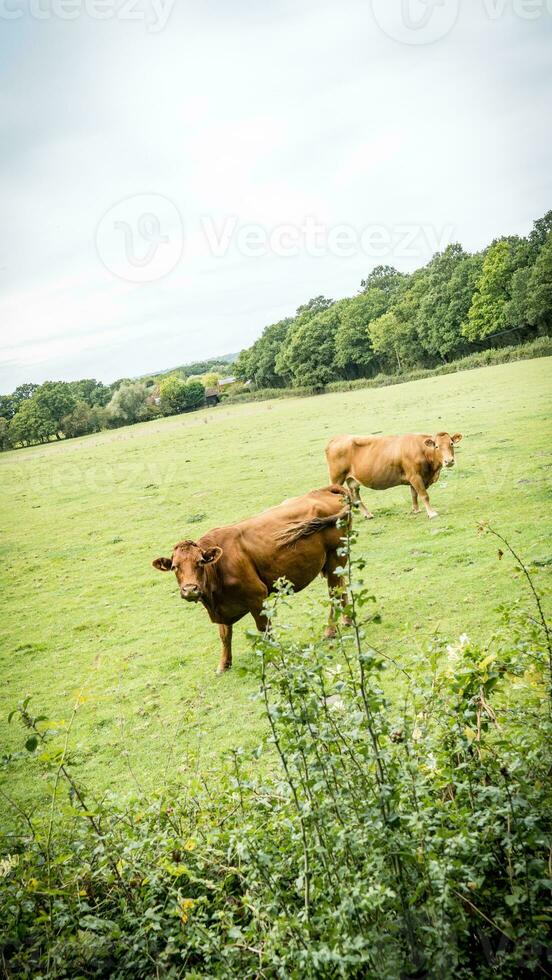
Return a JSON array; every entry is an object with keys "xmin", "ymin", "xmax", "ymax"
[{"xmin": 277, "ymin": 502, "xmax": 351, "ymax": 548}]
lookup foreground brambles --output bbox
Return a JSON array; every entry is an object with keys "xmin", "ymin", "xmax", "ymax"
[{"xmin": 1, "ymin": 527, "xmax": 551, "ymax": 979}]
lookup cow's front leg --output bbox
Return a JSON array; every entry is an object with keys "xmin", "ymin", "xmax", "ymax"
[
  {"xmin": 409, "ymin": 475, "xmax": 437, "ymax": 519},
  {"xmin": 346, "ymin": 477, "xmax": 373, "ymax": 520},
  {"xmin": 410, "ymin": 485, "xmax": 421, "ymax": 515},
  {"xmin": 216, "ymin": 624, "xmax": 233, "ymax": 675}
]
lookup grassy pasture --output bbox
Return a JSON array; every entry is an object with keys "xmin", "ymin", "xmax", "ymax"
[{"xmin": 1, "ymin": 357, "xmax": 551, "ymax": 810}]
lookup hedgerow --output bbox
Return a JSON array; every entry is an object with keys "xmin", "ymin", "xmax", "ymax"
[
  {"xmin": 1, "ymin": 522, "xmax": 551, "ymax": 978},
  {"xmin": 224, "ymin": 337, "xmax": 552, "ymax": 404}
]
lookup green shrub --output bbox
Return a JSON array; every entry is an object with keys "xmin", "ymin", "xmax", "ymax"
[{"xmin": 1, "ymin": 524, "xmax": 550, "ymax": 977}]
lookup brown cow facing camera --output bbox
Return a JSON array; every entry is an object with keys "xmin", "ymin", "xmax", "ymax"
[
  {"xmin": 326, "ymin": 431, "xmax": 463, "ymax": 520},
  {"xmin": 153, "ymin": 486, "xmax": 352, "ymax": 674}
]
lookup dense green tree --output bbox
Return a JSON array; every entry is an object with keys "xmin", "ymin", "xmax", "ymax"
[
  {"xmin": 62, "ymin": 401, "xmax": 105, "ymax": 439},
  {"xmin": 106, "ymin": 382, "xmax": 150, "ymax": 426},
  {"xmin": 529, "ymin": 209, "xmax": 552, "ymax": 251},
  {"xmin": 360, "ymin": 264, "xmax": 406, "ymax": 298},
  {"xmin": 414, "ymin": 245, "xmax": 482, "ymax": 360},
  {"xmin": 12, "ymin": 383, "xmax": 39, "ymax": 408},
  {"xmin": 183, "ymin": 381, "xmax": 206, "ymax": 410},
  {"xmin": 159, "ymin": 377, "xmax": 205, "ymax": 414},
  {"xmin": 0, "ymin": 417, "xmax": 9, "ymax": 451},
  {"xmin": 8, "ymin": 399, "xmax": 51, "ymax": 446},
  {"xmin": 368, "ymin": 310, "xmax": 420, "ymax": 373},
  {"xmin": 334, "ymin": 291, "xmax": 387, "ymax": 378},
  {"xmin": 31, "ymin": 382, "xmax": 76, "ymax": 439},
  {"xmin": 0, "ymin": 394, "xmax": 15, "ymax": 421},
  {"xmin": 277, "ymin": 304, "xmax": 342, "ymax": 388},
  {"xmin": 69, "ymin": 379, "xmax": 111, "ymax": 407},
  {"xmin": 465, "ymin": 237, "xmax": 530, "ymax": 342},
  {"xmin": 525, "ymin": 232, "xmax": 552, "ymax": 331},
  {"xmin": 235, "ymin": 319, "xmax": 292, "ymax": 388},
  {"xmin": 159, "ymin": 376, "xmax": 189, "ymax": 415},
  {"xmin": 275, "ymin": 298, "xmax": 335, "ymax": 385}
]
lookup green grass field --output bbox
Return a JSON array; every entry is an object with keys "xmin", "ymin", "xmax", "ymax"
[{"xmin": 1, "ymin": 358, "xmax": 551, "ymax": 810}]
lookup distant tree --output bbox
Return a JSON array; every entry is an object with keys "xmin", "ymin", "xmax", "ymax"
[
  {"xmin": 0, "ymin": 394, "xmax": 15, "ymax": 421},
  {"xmin": 12, "ymin": 383, "xmax": 39, "ymax": 412},
  {"xmin": 159, "ymin": 377, "xmax": 205, "ymax": 414},
  {"xmin": 334, "ymin": 292, "xmax": 387, "ymax": 378},
  {"xmin": 295, "ymin": 295, "xmax": 334, "ymax": 319},
  {"xmin": 8, "ymin": 399, "xmax": 51, "ymax": 446},
  {"xmin": 183, "ymin": 381, "xmax": 205, "ymax": 410},
  {"xmin": 414, "ymin": 245, "xmax": 481, "ymax": 360},
  {"xmin": 368, "ymin": 310, "xmax": 420, "ymax": 373},
  {"xmin": 235, "ymin": 319, "xmax": 292, "ymax": 388},
  {"xmin": 524, "ymin": 232, "xmax": 552, "ymax": 331},
  {"xmin": 0, "ymin": 417, "xmax": 9, "ymax": 451},
  {"xmin": 201, "ymin": 372, "xmax": 222, "ymax": 387},
  {"xmin": 69, "ymin": 379, "xmax": 111, "ymax": 407},
  {"xmin": 159, "ymin": 376, "xmax": 189, "ymax": 415},
  {"xmin": 278, "ymin": 305, "xmax": 341, "ymax": 388},
  {"xmin": 529, "ymin": 209, "xmax": 552, "ymax": 252},
  {"xmin": 275, "ymin": 300, "xmax": 335, "ymax": 386},
  {"xmin": 62, "ymin": 401, "xmax": 105, "ymax": 439},
  {"xmin": 465, "ymin": 237, "xmax": 530, "ymax": 342},
  {"xmin": 32, "ymin": 382, "xmax": 76, "ymax": 439},
  {"xmin": 106, "ymin": 382, "xmax": 150, "ymax": 426},
  {"xmin": 360, "ymin": 264, "xmax": 406, "ymax": 298}
]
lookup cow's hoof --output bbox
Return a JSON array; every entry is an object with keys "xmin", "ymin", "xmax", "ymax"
[
  {"xmin": 324, "ymin": 627, "xmax": 337, "ymax": 640},
  {"xmin": 341, "ymin": 616, "xmax": 353, "ymax": 628},
  {"xmin": 411, "ymin": 509, "xmax": 421, "ymax": 516},
  {"xmin": 427, "ymin": 511, "xmax": 439, "ymax": 520},
  {"xmin": 215, "ymin": 665, "xmax": 231, "ymax": 676}
]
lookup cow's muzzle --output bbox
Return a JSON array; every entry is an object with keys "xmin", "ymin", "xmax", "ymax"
[
  {"xmin": 444, "ymin": 459, "xmax": 455, "ymax": 468},
  {"xmin": 180, "ymin": 586, "xmax": 202, "ymax": 602}
]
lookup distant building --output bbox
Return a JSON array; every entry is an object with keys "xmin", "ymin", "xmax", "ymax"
[
  {"xmin": 218, "ymin": 376, "xmax": 237, "ymax": 387},
  {"xmin": 205, "ymin": 386, "xmax": 221, "ymax": 406}
]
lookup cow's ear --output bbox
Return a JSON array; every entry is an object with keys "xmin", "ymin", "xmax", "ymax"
[
  {"xmin": 199, "ymin": 546, "xmax": 223, "ymax": 565},
  {"xmin": 424, "ymin": 437, "xmax": 436, "ymax": 449},
  {"xmin": 152, "ymin": 557, "xmax": 172, "ymax": 572},
  {"xmin": 452, "ymin": 433, "xmax": 463, "ymax": 444}
]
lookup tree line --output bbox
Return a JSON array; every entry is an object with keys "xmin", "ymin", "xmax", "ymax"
[
  {"xmin": 2, "ymin": 211, "xmax": 550, "ymax": 448},
  {"xmin": 234, "ymin": 210, "xmax": 552, "ymax": 389},
  {"xmin": 0, "ymin": 362, "xmax": 229, "ymax": 450}
]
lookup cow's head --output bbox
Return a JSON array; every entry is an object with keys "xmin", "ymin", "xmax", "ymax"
[
  {"xmin": 152, "ymin": 539, "xmax": 223, "ymax": 602},
  {"xmin": 424, "ymin": 431, "xmax": 462, "ymax": 468}
]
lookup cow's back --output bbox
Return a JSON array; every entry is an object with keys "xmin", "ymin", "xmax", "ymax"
[
  {"xmin": 199, "ymin": 486, "xmax": 348, "ymax": 598},
  {"xmin": 330, "ymin": 434, "xmax": 428, "ymax": 489}
]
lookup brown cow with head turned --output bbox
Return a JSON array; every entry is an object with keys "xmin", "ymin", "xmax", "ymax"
[
  {"xmin": 326, "ymin": 431, "xmax": 463, "ymax": 520},
  {"xmin": 153, "ymin": 486, "xmax": 351, "ymax": 674}
]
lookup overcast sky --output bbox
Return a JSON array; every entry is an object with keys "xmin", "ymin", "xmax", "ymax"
[{"xmin": 1, "ymin": 0, "xmax": 551, "ymax": 390}]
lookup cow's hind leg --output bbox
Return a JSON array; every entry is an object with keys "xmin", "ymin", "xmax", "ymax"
[
  {"xmin": 216, "ymin": 624, "xmax": 233, "ymax": 675},
  {"xmin": 323, "ymin": 550, "xmax": 352, "ymax": 638},
  {"xmin": 345, "ymin": 476, "xmax": 373, "ymax": 520},
  {"xmin": 410, "ymin": 485, "xmax": 421, "ymax": 515}
]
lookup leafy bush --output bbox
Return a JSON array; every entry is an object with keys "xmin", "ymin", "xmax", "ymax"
[{"xmin": 1, "ymin": 524, "xmax": 550, "ymax": 977}]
